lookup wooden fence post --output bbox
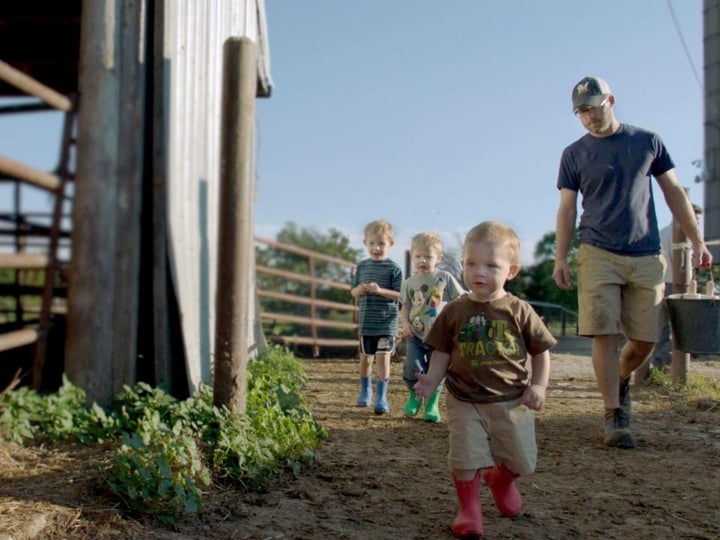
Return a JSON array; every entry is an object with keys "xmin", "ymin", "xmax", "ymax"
[{"xmin": 213, "ymin": 37, "xmax": 257, "ymax": 412}]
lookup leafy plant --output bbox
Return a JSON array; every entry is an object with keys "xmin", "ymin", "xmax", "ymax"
[
  {"xmin": 0, "ymin": 346, "xmax": 328, "ymax": 523},
  {"xmin": 106, "ymin": 409, "xmax": 211, "ymax": 522},
  {"xmin": 212, "ymin": 346, "xmax": 328, "ymax": 485},
  {"xmin": 0, "ymin": 374, "xmax": 118, "ymax": 443}
]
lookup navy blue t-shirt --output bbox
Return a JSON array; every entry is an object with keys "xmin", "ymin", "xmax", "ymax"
[{"xmin": 557, "ymin": 124, "xmax": 674, "ymax": 256}]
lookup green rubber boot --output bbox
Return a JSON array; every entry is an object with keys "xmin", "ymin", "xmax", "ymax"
[
  {"xmin": 403, "ymin": 389, "xmax": 423, "ymax": 417},
  {"xmin": 424, "ymin": 389, "xmax": 442, "ymax": 423}
]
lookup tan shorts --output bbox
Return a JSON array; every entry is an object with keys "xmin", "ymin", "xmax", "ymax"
[
  {"xmin": 446, "ymin": 393, "xmax": 536, "ymax": 476},
  {"xmin": 577, "ymin": 244, "xmax": 665, "ymax": 341}
]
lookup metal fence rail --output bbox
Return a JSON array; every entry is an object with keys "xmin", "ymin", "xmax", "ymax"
[
  {"xmin": 0, "ymin": 59, "xmax": 75, "ymax": 393},
  {"xmin": 255, "ymin": 236, "xmax": 358, "ymax": 357}
]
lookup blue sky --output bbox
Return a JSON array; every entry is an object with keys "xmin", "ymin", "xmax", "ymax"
[
  {"xmin": 1, "ymin": 1, "xmax": 706, "ymax": 267},
  {"xmin": 254, "ymin": 0, "xmax": 705, "ymax": 265}
]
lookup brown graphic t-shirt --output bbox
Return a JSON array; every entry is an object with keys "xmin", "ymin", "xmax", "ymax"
[{"xmin": 424, "ymin": 293, "xmax": 556, "ymax": 403}]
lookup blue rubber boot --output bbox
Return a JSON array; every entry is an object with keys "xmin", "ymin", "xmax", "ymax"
[
  {"xmin": 356, "ymin": 376, "xmax": 372, "ymax": 407},
  {"xmin": 374, "ymin": 379, "xmax": 390, "ymax": 414},
  {"xmin": 423, "ymin": 389, "xmax": 442, "ymax": 423}
]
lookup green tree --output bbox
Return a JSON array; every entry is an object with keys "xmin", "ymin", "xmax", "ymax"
[
  {"xmin": 506, "ymin": 231, "xmax": 579, "ymax": 311},
  {"xmin": 274, "ymin": 222, "xmax": 361, "ymax": 265},
  {"xmin": 256, "ymin": 222, "xmax": 361, "ymax": 303}
]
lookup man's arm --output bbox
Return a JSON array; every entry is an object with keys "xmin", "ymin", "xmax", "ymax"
[{"xmin": 553, "ymin": 188, "xmax": 578, "ymax": 290}]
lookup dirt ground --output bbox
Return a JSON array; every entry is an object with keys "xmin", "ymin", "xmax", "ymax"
[{"xmin": 1, "ymin": 338, "xmax": 720, "ymax": 539}]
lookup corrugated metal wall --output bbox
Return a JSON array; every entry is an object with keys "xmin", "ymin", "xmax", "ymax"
[{"xmin": 161, "ymin": 0, "xmax": 271, "ymax": 391}]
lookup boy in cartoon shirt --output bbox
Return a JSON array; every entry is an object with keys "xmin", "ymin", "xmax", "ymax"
[
  {"xmin": 399, "ymin": 232, "xmax": 465, "ymax": 422},
  {"xmin": 415, "ymin": 221, "xmax": 555, "ymax": 538}
]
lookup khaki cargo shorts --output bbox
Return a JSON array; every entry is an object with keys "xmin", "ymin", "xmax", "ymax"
[
  {"xmin": 577, "ymin": 244, "xmax": 665, "ymax": 341},
  {"xmin": 446, "ymin": 393, "xmax": 536, "ymax": 476}
]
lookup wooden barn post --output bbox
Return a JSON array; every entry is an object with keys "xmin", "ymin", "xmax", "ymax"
[{"xmin": 65, "ymin": 0, "xmax": 146, "ymax": 405}]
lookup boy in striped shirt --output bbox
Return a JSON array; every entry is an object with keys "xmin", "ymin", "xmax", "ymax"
[{"xmin": 351, "ymin": 220, "xmax": 403, "ymax": 414}]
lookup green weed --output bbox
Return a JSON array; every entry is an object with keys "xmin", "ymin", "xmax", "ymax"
[
  {"xmin": 643, "ymin": 366, "xmax": 720, "ymax": 409},
  {"xmin": 0, "ymin": 346, "xmax": 328, "ymax": 523}
]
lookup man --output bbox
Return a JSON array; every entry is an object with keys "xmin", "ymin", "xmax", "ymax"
[{"xmin": 552, "ymin": 76, "xmax": 712, "ymax": 449}]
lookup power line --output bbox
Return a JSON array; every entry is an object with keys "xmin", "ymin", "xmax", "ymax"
[{"xmin": 666, "ymin": 0, "xmax": 703, "ymax": 88}]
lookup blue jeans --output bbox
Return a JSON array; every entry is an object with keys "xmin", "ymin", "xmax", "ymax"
[{"xmin": 403, "ymin": 336, "xmax": 443, "ymax": 390}]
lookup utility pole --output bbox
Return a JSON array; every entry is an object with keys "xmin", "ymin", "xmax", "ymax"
[{"xmin": 704, "ymin": 0, "xmax": 720, "ymax": 258}]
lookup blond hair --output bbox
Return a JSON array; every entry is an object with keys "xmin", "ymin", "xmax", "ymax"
[
  {"xmin": 364, "ymin": 220, "xmax": 394, "ymax": 241},
  {"xmin": 464, "ymin": 221, "xmax": 520, "ymax": 266},
  {"xmin": 410, "ymin": 232, "xmax": 443, "ymax": 255}
]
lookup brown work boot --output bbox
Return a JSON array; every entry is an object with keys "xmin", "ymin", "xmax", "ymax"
[{"xmin": 603, "ymin": 407, "xmax": 636, "ymax": 449}]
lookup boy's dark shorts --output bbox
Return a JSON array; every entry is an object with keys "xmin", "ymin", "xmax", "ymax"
[{"xmin": 360, "ymin": 335, "xmax": 396, "ymax": 356}]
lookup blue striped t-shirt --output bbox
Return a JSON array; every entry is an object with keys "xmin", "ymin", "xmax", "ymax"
[{"xmin": 352, "ymin": 258, "xmax": 403, "ymax": 336}]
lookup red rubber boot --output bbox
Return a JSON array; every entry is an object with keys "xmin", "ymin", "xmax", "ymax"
[
  {"xmin": 451, "ymin": 471, "xmax": 483, "ymax": 538},
  {"xmin": 482, "ymin": 464, "xmax": 522, "ymax": 517}
]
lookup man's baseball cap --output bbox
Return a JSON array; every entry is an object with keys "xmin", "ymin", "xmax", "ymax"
[{"xmin": 572, "ymin": 76, "xmax": 612, "ymax": 112}]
